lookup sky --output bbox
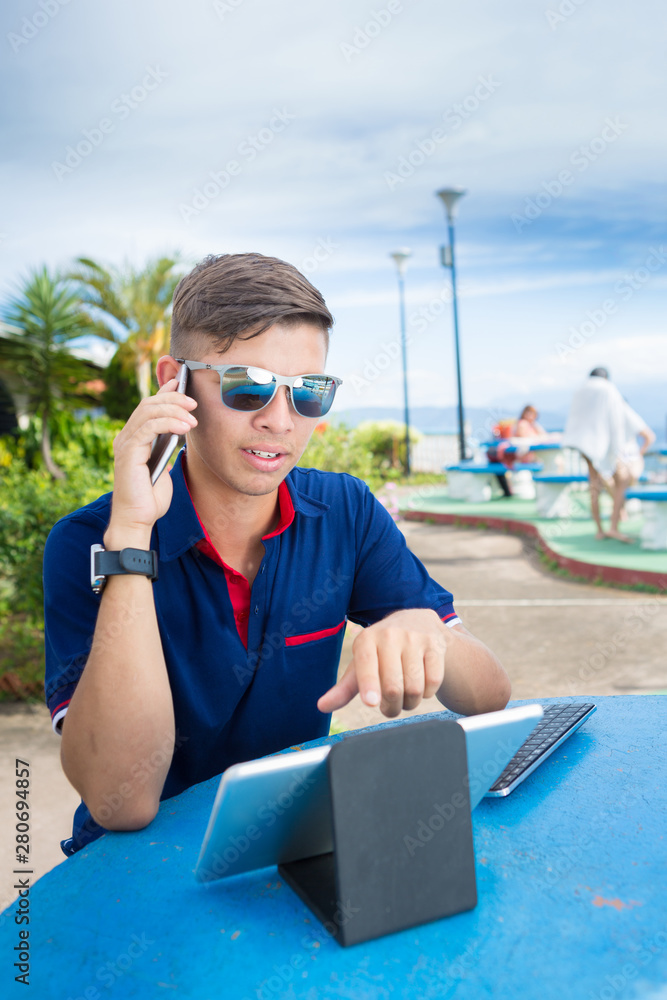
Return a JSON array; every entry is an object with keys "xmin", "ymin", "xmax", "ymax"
[{"xmin": 1, "ymin": 0, "xmax": 665, "ymax": 429}]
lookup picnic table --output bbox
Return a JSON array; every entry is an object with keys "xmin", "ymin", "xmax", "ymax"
[
  {"xmin": 480, "ymin": 439, "xmax": 577, "ymax": 476},
  {"xmin": 446, "ymin": 462, "xmax": 543, "ymax": 501},
  {"xmin": 625, "ymin": 487, "xmax": 667, "ymax": 549},
  {"xmin": 2, "ymin": 695, "xmax": 665, "ymax": 999}
]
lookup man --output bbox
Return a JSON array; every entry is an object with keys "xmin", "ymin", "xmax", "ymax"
[
  {"xmin": 563, "ymin": 367, "xmax": 655, "ymax": 542},
  {"xmin": 44, "ymin": 253, "xmax": 510, "ymax": 856}
]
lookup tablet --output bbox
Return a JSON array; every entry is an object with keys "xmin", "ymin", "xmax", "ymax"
[
  {"xmin": 195, "ymin": 745, "xmax": 331, "ymax": 883},
  {"xmin": 194, "ymin": 705, "xmax": 544, "ymax": 883},
  {"xmin": 457, "ymin": 703, "xmax": 544, "ymax": 807}
]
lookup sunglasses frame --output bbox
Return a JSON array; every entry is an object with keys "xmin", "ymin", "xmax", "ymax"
[{"xmin": 174, "ymin": 359, "xmax": 342, "ymax": 419}]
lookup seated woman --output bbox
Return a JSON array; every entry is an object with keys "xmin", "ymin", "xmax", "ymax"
[
  {"xmin": 514, "ymin": 405, "xmax": 545, "ymax": 438},
  {"xmin": 488, "ymin": 405, "xmax": 545, "ymax": 496}
]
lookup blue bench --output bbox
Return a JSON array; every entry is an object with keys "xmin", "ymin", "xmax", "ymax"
[
  {"xmin": 445, "ymin": 463, "xmax": 543, "ymax": 502},
  {"xmin": 625, "ymin": 489, "xmax": 667, "ymax": 549},
  {"xmin": 480, "ymin": 440, "xmax": 565, "ymax": 474}
]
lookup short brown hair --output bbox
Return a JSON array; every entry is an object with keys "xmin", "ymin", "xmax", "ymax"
[{"xmin": 170, "ymin": 253, "xmax": 333, "ymax": 357}]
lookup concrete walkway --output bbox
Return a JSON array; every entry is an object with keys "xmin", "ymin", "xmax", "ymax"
[{"xmin": 2, "ymin": 518, "xmax": 665, "ymax": 911}]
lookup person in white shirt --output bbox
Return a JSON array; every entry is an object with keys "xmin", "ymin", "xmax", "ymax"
[{"xmin": 563, "ymin": 368, "xmax": 655, "ymax": 542}]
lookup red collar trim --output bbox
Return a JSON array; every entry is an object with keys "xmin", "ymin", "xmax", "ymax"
[
  {"xmin": 263, "ymin": 480, "xmax": 295, "ymax": 539},
  {"xmin": 181, "ymin": 459, "xmax": 295, "ymax": 570}
]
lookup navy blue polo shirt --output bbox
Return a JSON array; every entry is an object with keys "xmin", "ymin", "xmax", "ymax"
[{"xmin": 44, "ymin": 451, "xmax": 458, "ymax": 855}]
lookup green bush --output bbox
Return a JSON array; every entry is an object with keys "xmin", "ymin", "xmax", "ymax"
[
  {"xmin": 353, "ymin": 420, "xmax": 421, "ymax": 474},
  {"xmin": 299, "ymin": 419, "xmax": 423, "ymax": 489},
  {"xmin": 1, "ymin": 412, "xmax": 123, "ymax": 473},
  {"xmin": 0, "ymin": 416, "xmax": 424, "ymax": 698},
  {"xmin": 0, "ymin": 416, "xmax": 116, "ymax": 695},
  {"xmin": 299, "ymin": 421, "xmax": 379, "ymax": 486},
  {"xmin": 102, "ymin": 351, "xmax": 144, "ymax": 421},
  {"xmin": 0, "ymin": 459, "xmax": 112, "ymax": 618}
]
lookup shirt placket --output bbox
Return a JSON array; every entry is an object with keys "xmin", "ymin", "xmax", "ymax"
[{"xmin": 246, "ymin": 541, "xmax": 271, "ymax": 658}]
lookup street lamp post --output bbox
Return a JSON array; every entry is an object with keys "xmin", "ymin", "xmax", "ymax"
[
  {"xmin": 389, "ymin": 248, "xmax": 412, "ymax": 477},
  {"xmin": 436, "ymin": 187, "xmax": 467, "ymax": 462}
]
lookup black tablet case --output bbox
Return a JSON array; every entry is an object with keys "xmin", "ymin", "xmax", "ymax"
[{"xmin": 279, "ymin": 719, "xmax": 477, "ymax": 945}]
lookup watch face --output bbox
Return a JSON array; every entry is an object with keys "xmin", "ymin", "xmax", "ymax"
[{"xmin": 90, "ymin": 543, "xmax": 106, "ymax": 594}]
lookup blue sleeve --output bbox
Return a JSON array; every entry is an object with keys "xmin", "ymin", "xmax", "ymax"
[
  {"xmin": 43, "ymin": 508, "xmax": 108, "ymax": 731},
  {"xmin": 347, "ymin": 481, "xmax": 457, "ymax": 627}
]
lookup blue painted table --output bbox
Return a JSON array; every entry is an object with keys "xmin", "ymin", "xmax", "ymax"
[{"xmin": 2, "ymin": 696, "xmax": 666, "ymax": 999}]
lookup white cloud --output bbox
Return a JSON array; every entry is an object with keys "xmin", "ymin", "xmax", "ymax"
[
  {"xmin": 0, "ymin": 0, "xmax": 665, "ymax": 419},
  {"xmin": 70, "ymin": 340, "xmax": 117, "ymax": 366},
  {"xmin": 543, "ymin": 333, "xmax": 667, "ymax": 384}
]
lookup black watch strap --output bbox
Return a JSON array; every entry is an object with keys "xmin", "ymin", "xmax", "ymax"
[{"xmin": 91, "ymin": 544, "xmax": 158, "ymax": 594}]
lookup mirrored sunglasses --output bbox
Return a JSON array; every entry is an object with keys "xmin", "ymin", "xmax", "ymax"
[{"xmin": 176, "ymin": 360, "xmax": 342, "ymax": 419}]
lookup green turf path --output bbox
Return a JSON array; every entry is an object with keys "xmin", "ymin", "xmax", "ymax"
[{"xmin": 400, "ymin": 489, "xmax": 667, "ymax": 576}]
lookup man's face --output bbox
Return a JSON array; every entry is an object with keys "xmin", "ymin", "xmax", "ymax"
[{"xmin": 176, "ymin": 321, "xmax": 329, "ymax": 499}]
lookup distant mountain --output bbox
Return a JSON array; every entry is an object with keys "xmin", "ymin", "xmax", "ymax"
[
  {"xmin": 332, "ymin": 382, "xmax": 666, "ymax": 443},
  {"xmin": 329, "ymin": 405, "xmax": 566, "ymax": 438},
  {"xmin": 489, "ymin": 382, "xmax": 665, "ymax": 441}
]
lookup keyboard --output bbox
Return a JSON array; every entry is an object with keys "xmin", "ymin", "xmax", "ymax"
[{"xmin": 485, "ymin": 702, "xmax": 596, "ymax": 797}]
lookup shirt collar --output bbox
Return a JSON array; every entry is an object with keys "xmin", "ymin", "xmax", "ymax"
[{"xmin": 155, "ymin": 450, "xmax": 329, "ymax": 562}]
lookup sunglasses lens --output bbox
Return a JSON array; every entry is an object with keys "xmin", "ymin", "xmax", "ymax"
[
  {"xmin": 292, "ymin": 376, "xmax": 337, "ymax": 418},
  {"xmin": 219, "ymin": 368, "xmax": 338, "ymax": 418},
  {"xmin": 220, "ymin": 367, "xmax": 275, "ymax": 411}
]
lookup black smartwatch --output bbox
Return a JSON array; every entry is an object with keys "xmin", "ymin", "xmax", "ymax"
[{"xmin": 90, "ymin": 544, "xmax": 158, "ymax": 594}]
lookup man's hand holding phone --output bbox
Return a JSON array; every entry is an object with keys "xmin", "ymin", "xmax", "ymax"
[
  {"xmin": 148, "ymin": 363, "xmax": 191, "ymax": 484},
  {"xmin": 104, "ymin": 367, "xmax": 197, "ymax": 547}
]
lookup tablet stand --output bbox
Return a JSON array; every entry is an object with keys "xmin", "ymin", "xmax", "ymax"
[{"xmin": 279, "ymin": 719, "xmax": 477, "ymax": 946}]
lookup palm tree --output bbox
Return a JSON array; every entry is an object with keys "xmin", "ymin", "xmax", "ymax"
[
  {"xmin": 0, "ymin": 268, "xmax": 112, "ymax": 478},
  {"xmin": 69, "ymin": 255, "xmax": 181, "ymax": 399}
]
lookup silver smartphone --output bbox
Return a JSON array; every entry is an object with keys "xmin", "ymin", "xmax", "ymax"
[{"xmin": 147, "ymin": 364, "xmax": 189, "ymax": 484}]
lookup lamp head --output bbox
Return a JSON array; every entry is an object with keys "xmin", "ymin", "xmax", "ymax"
[
  {"xmin": 389, "ymin": 248, "xmax": 412, "ymax": 276},
  {"xmin": 436, "ymin": 187, "xmax": 467, "ymax": 221}
]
